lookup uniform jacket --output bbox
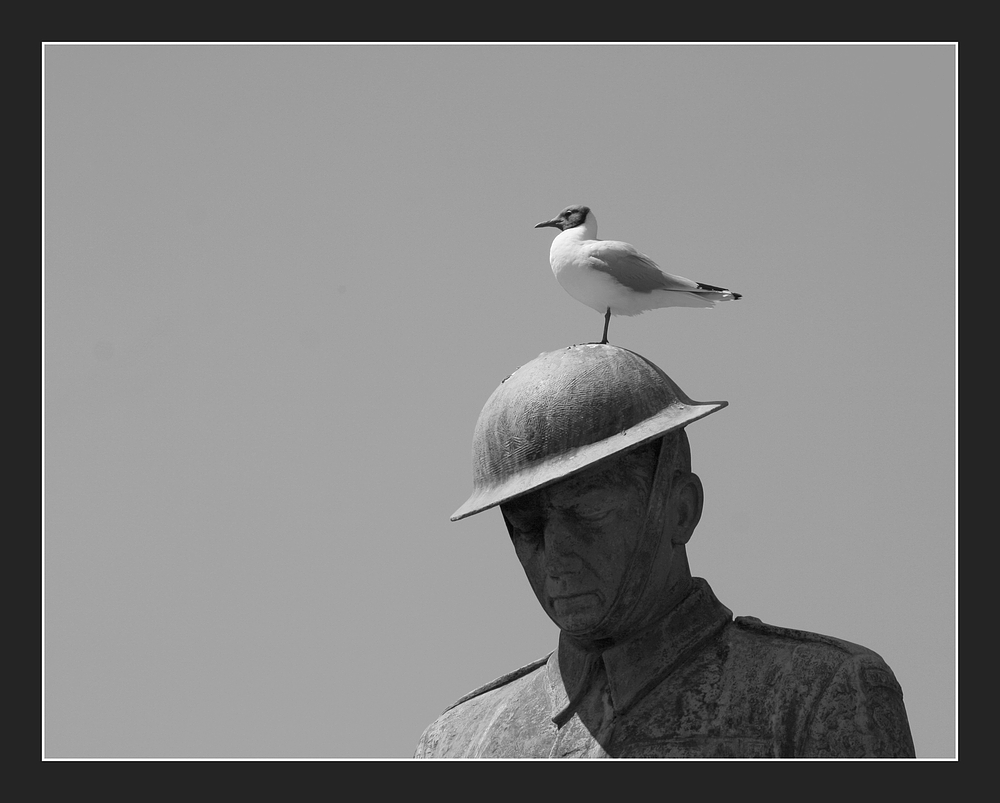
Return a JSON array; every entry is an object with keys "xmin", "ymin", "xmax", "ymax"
[{"xmin": 415, "ymin": 579, "xmax": 914, "ymax": 758}]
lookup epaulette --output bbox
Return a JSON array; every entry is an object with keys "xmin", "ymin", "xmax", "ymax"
[
  {"xmin": 444, "ymin": 654, "xmax": 551, "ymax": 713},
  {"xmin": 734, "ymin": 616, "xmax": 869, "ymax": 655}
]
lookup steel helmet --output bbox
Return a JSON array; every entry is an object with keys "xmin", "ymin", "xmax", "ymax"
[{"xmin": 451, "ymin": 343, "xmax": 727, "ymax": 521}]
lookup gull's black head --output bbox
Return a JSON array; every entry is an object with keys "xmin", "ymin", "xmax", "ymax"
[{"xmin": 534, "ymin": 205, "xmax": 591, "ymax": 231}]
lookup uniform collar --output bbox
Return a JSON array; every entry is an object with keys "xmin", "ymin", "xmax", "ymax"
[{"xmin": 546, "ymin": 578, "xmax": 732, "ymax": 725}]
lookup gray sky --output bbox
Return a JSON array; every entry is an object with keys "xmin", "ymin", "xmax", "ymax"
[{"xmin": 43, "ymin": 43, "xmax": 956, "ymax": 759}]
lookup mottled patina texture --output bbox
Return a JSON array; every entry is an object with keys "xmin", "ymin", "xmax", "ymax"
[
  {"xmin": 415, "ymin": 580, "xmax": 914, "ymax": 758},
  {"xmin": 426, "ymin": 346, "xmax": 915, "ymax": 758}
]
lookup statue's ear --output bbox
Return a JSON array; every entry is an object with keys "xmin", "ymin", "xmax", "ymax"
[{"xmin": 671, "ymin": 472, "xmax": 703, "ymax": 545}]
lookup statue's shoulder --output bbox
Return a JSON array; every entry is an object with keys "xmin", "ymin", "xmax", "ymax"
[
  {"xmin": 733, "ymin": 615, "xmax": 877, "ymax": 657},
  {"xmin": 443, "ymin": 655, "xmax": 551, "ymax": 712},
  {"xmin": 415, "ymin": 656, "xmax": 552, "ymax": 757},
  {"xmin": 731, "ymin": 615, "xmax": 903, "ymax": 695},
  {"xmin": 727, "ymin": 617, "xmax": 913, "ymax": 757}
]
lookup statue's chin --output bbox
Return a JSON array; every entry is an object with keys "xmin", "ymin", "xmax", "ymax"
[{"xmin": 549, "ymin": 594, "xmax": 616, "ymax": 640}]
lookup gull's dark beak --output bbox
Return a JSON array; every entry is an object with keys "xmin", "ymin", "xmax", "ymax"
[{"xmin": 534, "ymin": 217, "xmax": 562, "ymax": 229}]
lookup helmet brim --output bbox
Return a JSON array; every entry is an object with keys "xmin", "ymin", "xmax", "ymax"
[{"xmin": 450, "ymin": 398, "xmax": 726, "ymax": 521}]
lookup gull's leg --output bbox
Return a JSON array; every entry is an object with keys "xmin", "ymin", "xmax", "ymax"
[{"xmin": 600, "ymin": 308, "xmax": 611, "ymax": 345}]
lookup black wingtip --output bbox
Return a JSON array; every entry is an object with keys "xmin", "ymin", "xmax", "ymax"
[{"xmin": 697, "ymin": 282, "xmax": 742, "ymax": 299}]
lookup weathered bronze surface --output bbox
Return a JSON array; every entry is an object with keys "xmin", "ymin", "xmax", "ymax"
[
  {"xmin": 416, "ymin": 580, "xmax": 914, "ymax": 758},
  {"xmin": 451, "ymin": 344, "xmax": 725, "ymax": 521},
  {"xmin": 420, "ymin": 345, "xmax": 914, "ymax": 758}
]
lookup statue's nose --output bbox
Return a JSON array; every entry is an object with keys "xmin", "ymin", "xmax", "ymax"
[{"xmin": 542, "ymin": 516, "xmax": 584, "ymax": 576}]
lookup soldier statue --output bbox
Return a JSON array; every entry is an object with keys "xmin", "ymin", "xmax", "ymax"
[{"xmin": 416, "ymin": 344, "xmax": 915, "ymax": 758}]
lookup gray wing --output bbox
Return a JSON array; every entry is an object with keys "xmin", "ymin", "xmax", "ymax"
[{"xmin": 583, "ymin": 240, "xmax": 702, "ymax": 294}]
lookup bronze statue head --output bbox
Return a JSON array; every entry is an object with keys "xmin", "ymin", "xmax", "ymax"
[{"xmin": 453, "ymin": 344, "xmax": 725, "ymax": 646}]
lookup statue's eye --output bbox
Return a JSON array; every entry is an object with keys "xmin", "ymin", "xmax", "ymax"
[
  {"xmin": 506, "ymin": 510, "xmax": 544, "ymax": 544},
  {"xmin": 513, "ymin": 526, "xmax": 543, "ymax": 546}
]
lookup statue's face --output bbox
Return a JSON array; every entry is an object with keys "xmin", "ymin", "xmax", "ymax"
[{"xmin": 501, "ymin": 454, "xmax": 654, "ymax": 637}]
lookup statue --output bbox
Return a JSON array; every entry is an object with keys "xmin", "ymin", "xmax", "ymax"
[{"xmin": 415, "ymin": 344, "xmax": 915, "ymax": 758}]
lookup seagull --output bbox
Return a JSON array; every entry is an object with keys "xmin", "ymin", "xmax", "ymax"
[{"xmin": 535, "ymin": 205, "xmax": 741, "ymax": 344}]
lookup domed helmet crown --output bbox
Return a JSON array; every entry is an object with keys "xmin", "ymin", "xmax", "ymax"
[{"xmin": 451, "ymin": 344, "xmax": 727, "ymax": 521}]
